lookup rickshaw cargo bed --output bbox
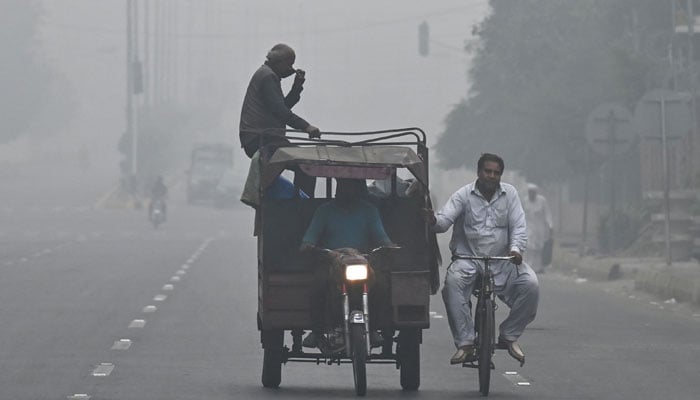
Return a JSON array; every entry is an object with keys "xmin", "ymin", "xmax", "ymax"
[{"xmin": 391, "ymin": 271, "xmax": 431, "ymax": 328}]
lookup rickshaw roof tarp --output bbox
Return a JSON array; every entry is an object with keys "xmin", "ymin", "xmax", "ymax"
[{"xmin": 261, "ymin": 145, "xmax": 428, "ymax": 189}]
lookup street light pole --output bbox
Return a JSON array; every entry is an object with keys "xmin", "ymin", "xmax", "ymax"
[{"xmin": 126, "ymin": 0, "xmax": 136, "ymax": 178}]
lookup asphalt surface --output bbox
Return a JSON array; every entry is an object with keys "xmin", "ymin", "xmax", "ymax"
[{"xmin": 1, "ymin": 163, "xmax": 700, "ymax": 399}]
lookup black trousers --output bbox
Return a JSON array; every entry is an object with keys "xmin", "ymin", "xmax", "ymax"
[{"xmin": 243, "ymin": 136, "xmax": 316, "ymax": 196}]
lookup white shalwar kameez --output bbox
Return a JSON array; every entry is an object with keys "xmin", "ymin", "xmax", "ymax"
[{"xmin": 433, "ymin": 181, "xmax": 539, "ymax": 348}]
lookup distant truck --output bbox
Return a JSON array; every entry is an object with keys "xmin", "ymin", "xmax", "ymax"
[{"xmin": 186, "ymin": 143, "xmax": 233, "ymax": 204}]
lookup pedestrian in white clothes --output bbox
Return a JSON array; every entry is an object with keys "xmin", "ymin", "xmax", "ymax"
[
  {"xmin": 424, "ymin": 153, "xmax": 539, "ymax": 367},
  {"xmin": 523, "ymin": 184, "xmax": 553, "ymax": 273}
]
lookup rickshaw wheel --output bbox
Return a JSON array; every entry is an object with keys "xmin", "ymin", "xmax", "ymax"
[
  {"xmin": 398, "ymin": 328, "xmax": 420, "ymax": 391},
  {"xmin": 351, "ymin": 325, "xmax": 367, "ymax": 396},
  {"xmin": 261, "ymin": 329, "xmax": 284, "ymax": 388}
]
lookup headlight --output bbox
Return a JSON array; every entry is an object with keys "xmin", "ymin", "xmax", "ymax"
[{"xmin": 345, "ymin": 264, "xmax": 368, "ymax": 281}]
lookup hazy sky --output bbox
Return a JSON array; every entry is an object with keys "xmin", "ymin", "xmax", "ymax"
[{"xmin": 35, "ymin": 0, "xmax": 489, "ymax": 171}]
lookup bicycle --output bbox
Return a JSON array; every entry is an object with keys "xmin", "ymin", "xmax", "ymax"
[{"xmin": 452, "ymin": 255, "xmax": 515, "ymax": 396}]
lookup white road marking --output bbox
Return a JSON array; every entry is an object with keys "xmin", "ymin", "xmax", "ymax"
[
  {"xmin": 129, "ymin": 319, "xmax": 146, "ymax": 328},
  {"xmin": 142, "ymin": 305, "xmax": 157, "ymax": 313},
  {"xmin": 170, "ymin": 276, "xmax": 181, "ymax": 282},
  {"xmin": 111, "ymin": 339, "xmax": 132, "ymax": 350},
  {"xmin": 503, "ymin": 371, "xmax": 531, "ymax": 387},
  {"xmin": 182, "ymin": 264, "xmax": 190, "ymax": 270},
  {"xmin": 67, "ymin": 394, "xmax": 91, "ymax": 399},
  {"xmin": 162, "ymin": 284, "xmax": 174, "ymax": 291},
  {"xmin": 154, "ymin": 294, "xmax": 167, "ymax": 302},
  {"xmin": 176, "ymin": 270, "xmax": 186, "ymax": 276},
  {"xmin": 91, "ymin": 363, "xmax": 115, "ymax": 377}
]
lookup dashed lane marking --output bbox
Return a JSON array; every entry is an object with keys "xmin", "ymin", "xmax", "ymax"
[
  {"xmin": 504, "ymin": 371, "xmax": 531, "ymax": 387},
  {"xmin": 142, "ymin": 305, "xmax": 157, "ymax": 313},
  {"xmin": 111, "ymin": 339, "xmax": 132, "ymax": 350},
  {"xmin": 154, "ymin": 294, "xmax": 167, "ymax": 302},
  {"xmin": 170, "ymin": 276, "xmax": 181, "ymax": 282},
  {"xmin": 67, "ymin": 394, "xmax": 91, "ymax": 399},
  {"xmin": 91, "ymin": 363, "xmax": 115, "ymax": 377},
  {"xmin": 129, "ymin": 319, "xmax": 146, "ymax": 328},
  {"xmin": 162, "ymin": 284, "xmax": 174, "ymax": 291}
]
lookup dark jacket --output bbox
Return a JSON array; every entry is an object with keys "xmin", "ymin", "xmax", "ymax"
[{"xmin": 239, "ymin": 63, "xmax": 309, "ymax": 157}]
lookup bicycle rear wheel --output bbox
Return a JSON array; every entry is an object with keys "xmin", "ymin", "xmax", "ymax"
[{"xmin": 477, "ymin": 298, "xmax": 494, "ymax": 396}]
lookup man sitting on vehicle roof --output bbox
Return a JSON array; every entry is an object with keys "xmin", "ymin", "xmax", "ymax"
[
  {"xmin": 299, "ymin": 178, "xmax": 397, "ymax": 350},
  {"xmin": 239, "ymin": 43, "xmax": 320, "ymax": 196}
]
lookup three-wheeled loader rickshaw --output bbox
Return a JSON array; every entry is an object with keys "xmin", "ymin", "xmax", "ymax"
[{"xmin": 255, "ymin": 128, "xmax": 440, "ymax": 396}]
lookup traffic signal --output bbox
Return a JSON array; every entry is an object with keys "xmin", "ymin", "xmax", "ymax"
[{"xmin": 418, "ymin": 21, "xmax": 429, "ymax": 57}]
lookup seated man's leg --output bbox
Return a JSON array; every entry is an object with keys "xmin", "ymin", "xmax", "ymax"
[
  {"xmin": 293, "ymin": 167, "xmax": 316, "ymax": 197},
  {"xmin": 496, "ymin": 263, "xmax": 539, "ymax": 342},
  {"xmin": 442, "ymin": 259, "xmax": 478, "ymax": 363},
  {"xmin": 496, "ymin": 262, "xmax": 539, "ymax": 366},
  {"xmin": 368, "ymin": 265, "xmax": 391, "ymax": 326},
  {"xmin": 304, "ymin": 263, "xmax": 329, "ymax": 347},
  {"xmin": 368, "ymin": 266, "xmax": 390, "ymax": 348}
]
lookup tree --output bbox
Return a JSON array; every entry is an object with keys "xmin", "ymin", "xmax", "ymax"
[
  {"xmin": 0, "ymin": 0, "xmax": 72, "ymax": 143},
  {"xmin": 436, "ymin": 0, "xmax": 670, "ymax": 183}
]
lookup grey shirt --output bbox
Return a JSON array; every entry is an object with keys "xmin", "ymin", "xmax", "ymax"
[
  {"xmin": 433, "ymin": 181, "xmax": 527, "ymax": 277},
  {"xmin": 239, "ymin": 63, "xmax": 309, "ymax": 148}
]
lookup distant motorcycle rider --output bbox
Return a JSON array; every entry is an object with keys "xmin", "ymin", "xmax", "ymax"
[{"xmin": 149, "ymin": 176, "xmax": 168, "ymax": 222}]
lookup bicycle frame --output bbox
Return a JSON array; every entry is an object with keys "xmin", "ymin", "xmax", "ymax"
[{"xmin": 454, "ymin": 255, "xmax": 513, "ymax": 396}]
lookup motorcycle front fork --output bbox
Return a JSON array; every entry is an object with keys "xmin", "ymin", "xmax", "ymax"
[{"xmin": 342, "ymin": 283, "xmax": 370, "ymax": 357}]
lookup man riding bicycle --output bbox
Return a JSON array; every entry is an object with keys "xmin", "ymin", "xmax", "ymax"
[{"xmin": 424, "ymin": 153, "xmax": 539, "ymax": 366}]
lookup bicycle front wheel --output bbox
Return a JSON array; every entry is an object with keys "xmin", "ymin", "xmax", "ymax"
[{"xmin": 477, "ymin": 298, "xmax": 494, "ymax": 396}]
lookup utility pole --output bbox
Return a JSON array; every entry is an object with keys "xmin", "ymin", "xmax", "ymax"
[
  {"xmin": 126, "ymin": 0, "xmax": 136, "ymax": 179},
  {"xmin": 687, "ymin": 0, "xmax": 699, "ymax": 186},
  {"xmin": 592, "ymin": 110, "xmax": 631, "ymax": 251},
  {"xmin": 641, "ymin": 94, "xmax": 685, "ymax": 266},
  {"xmin": 144, "ymin": 0, "xmax": 150, "ymax": 106},
  {"xmin": 579, "ymin": 144, "xmax": 591, "ymax": 257}
]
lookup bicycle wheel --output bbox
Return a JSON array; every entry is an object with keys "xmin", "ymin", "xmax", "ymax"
[
  {"xmin": 351, "ymin": 324, "xmax": 367, "ymax": 396},
  {"xmin": 477, "ymin": 298, "xmax": 494, "ymax": 396}
]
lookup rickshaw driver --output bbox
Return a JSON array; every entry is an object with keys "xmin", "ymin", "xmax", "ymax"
[
  {"xmin": 299, "ymin": 178, "xmax": 397, "ymax": 349},
  {"xmin": 423, "ymin": 153, "xmax": 539, "ymax": 366}
]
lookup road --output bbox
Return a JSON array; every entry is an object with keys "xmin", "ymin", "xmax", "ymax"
[{"xmin": 1, "ymin": 164, "xmax": 699, "ymax": 399}]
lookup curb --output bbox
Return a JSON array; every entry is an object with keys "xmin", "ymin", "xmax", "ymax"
[{"xmin": 551, "ymin": 247, "xmax": 700, "ymax": 306}]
